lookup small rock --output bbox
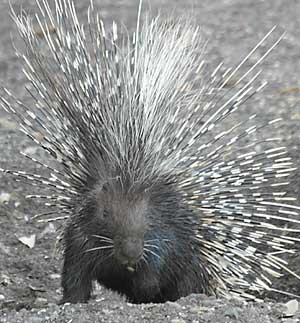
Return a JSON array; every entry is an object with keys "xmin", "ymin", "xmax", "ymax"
[
  {"xmin": 0, "ymin": 192, "xmax": 11, "ymax": 204},
  {"xmin": 18, "ymin": 234, "xmax": 36, "ymax": 248},
  {"xmin": 34, "ymin": 297, "xmax": 48, "ymax": 307},
  {"xmin": 50, "ymin": 273, "xmax": 61, "ymax": 280},
  {"xmin": 23, "ymin": 145, "xmax": 39, "ymax": 155},
  {"xmin": 1, "ymin": 273, "xmax": 12, "ymax": 286},
  {"xmin": 37, "ymin": 308, "xmax": 47, "ymax": 314},
  {"xmin": 283, "ymin": 299, "xmax": 299, "ymax": 318},
  {"xmin": 0, "ymin": 117, "xmax": 17, "ymax": 130}
]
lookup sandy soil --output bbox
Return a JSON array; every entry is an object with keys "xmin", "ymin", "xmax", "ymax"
[{"xmin": 0, "ymin": 0, "xmax": 300, "ymax": 322}]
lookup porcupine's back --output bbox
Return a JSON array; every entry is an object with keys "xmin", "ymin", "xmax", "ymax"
[{"xmin": 1, "ymin": 0, "xmax": 300, "ymax": 301}]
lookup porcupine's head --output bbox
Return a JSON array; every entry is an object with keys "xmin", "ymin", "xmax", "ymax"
[
  {"xmin": 87, "ymin": 182, "xmax": 149, "ymax": 269},
  {"xmin": 72, "ymin": 170, "xmax": 199, "ymax": 271},
  {"xmin": 76, "ymin": 179, "xmax": 151, "ymax": 270},
  {"xmin": 2, "ymin": 0, "xmax": 300, "ymax": 300}
]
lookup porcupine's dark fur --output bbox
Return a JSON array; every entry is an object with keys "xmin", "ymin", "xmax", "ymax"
[
  {"xmin": 1, "ymin": 0, "xmax": 300, "ymax": 304},
  {"xmin": 62, "ymin": 182, "xmax": 210, "ymax": 303}
]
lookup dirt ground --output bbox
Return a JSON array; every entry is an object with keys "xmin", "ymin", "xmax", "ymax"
[{"xmin": 0, "ymin": 0, "xmax": 300, "ymax": 322}]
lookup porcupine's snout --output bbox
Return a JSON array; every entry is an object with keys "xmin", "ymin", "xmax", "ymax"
[
  {"xmin": 107, "ymin": 193, "xmax": 148, "ymax": 270},
  {"xmin": 114, "ymin": 236, "xmax": 144, "ymax": 269}
]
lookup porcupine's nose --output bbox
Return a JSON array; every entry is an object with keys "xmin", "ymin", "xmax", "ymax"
[{"xmin": 117, "ymin": 237, "xmax": 144, "ymax": 270}]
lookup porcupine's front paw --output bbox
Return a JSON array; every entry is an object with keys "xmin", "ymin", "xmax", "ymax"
[
  {"xmin": 58, "ymin": 288, "xmax": 91, "ymax": 304},
  {"xmin": 59, "ymin": 274, "xmax": 93, "ymax": 304},
  {"xmin": 59, "ymin": 250, "xmax": 93, "ymax": 304},
  {"xmin": 130, "ymin": 269, "xmax": 161, "ymax": 303}
]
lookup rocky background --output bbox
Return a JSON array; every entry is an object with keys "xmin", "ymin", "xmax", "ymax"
[{"xmin": 0, "ymin": 0, "xmax": 300, "ymax": 322}]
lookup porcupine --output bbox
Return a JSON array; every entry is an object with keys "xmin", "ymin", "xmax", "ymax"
[{"xmin": 1, "ymin": 0, "xmax": 300, "ymax": 304}]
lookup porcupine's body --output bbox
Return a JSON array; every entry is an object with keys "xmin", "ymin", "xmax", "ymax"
[
  {"xmin": 62, "ymin": 183, "xmax": 210, "ymax": 303},
  {"xmin": 1, "ymin": 0, "xmax": 300, "ymax": 304}
]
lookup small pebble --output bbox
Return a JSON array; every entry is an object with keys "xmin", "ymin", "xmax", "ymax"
[
  {"xmin": 34, "ymin": 297, "xmax": 48, "ymax": 307},
  {"xmin": 171, "ymin": 319, "xmax": 186, "ymax": 323},
  {"xmin": 50, "ymin": 273, "xmax": 61, "ymax": 280}
]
